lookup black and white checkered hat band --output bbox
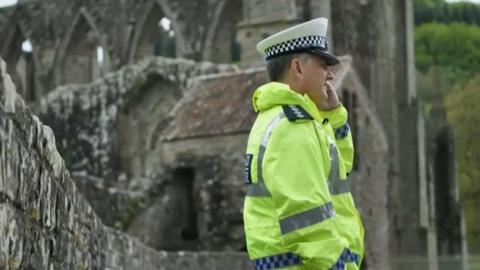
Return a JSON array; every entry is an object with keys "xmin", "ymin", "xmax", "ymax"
[{"xmin": 265, "ymin": 35, "xmax": 328, "ymax": 59}]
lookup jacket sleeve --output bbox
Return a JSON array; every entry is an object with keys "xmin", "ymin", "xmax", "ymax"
[
  {"xmin": 262, "ymin": 120, "xmax": 348, "ymax": 269},
  {"xmin": 319, "ymin": 105, "xmax": 355, "ymax": 174}
]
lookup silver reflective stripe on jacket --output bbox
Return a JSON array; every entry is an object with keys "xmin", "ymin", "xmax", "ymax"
[
  {"xmin": 246, "ymin": 182, "xmax": 270, "ymax": 197},
  {"xmin": 246, "ymin": 112, "xmax": 285, "ymax": 197},
  {"xmin": 327, "ymin": 143, "xmax": 351, "ymax": 195},
  {"xmin": 279, "ymin": 202, "xmax": 336, "ymax": 235}
]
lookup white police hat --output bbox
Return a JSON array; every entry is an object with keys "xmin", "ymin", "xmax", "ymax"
[{"xmin": 256, "ymin": 18, "xmax": 339, "ymax": 66}]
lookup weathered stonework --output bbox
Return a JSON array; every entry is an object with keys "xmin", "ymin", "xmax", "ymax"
[
  {"xmin": 330, "ymin": 2, "xmax": 437, "ymax": 269},
  {"xmin": 36, "ymin": 57, "xmax": 236, "ymax": 233},
  {"xmin": 0, "ymin": 0, "xmax": 243, "ymax": 99},
  {"xmin": 236, "ymin": 0, "xmax": 331, "ymax": 65},
  {"xmin": 156, "ymin": 56, "xmax": 390, "ymax": 268},
  {"xmin": 0, "ymin": 58, "xmax": 250, "ymax": 269},
  {"xmin": 0, "ymin": 0, "xmax": 467, "ymax": 269},
  {"xmin": 334, "ymin": 56, "xmax": 390, "ymax": 270},
  {"xmin": 236, "ymin": 1, "xmax": 466, "ymax": 269},
  {"xmin": 30, "ymin": 53, "xmax": 390, "ymax": 265}
]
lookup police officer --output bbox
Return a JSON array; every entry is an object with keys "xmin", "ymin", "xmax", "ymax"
[{"xmin": 243, "ymin": 18, "xmax": 364, "ymax": 270}]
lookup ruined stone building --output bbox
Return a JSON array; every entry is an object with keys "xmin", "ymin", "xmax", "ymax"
[{"xmin": 0, "ymin": 0, "xmax": 468, "ymax": 269}]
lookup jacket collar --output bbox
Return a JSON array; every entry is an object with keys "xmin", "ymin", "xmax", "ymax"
[{"xmin": 252, "ymin": 82, "xmax": 325, "ymax": 122}]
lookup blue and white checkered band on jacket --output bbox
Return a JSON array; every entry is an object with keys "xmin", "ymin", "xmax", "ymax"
[{"xmin": 265, "ymin": 35, "xmax": 328, "ymax": 59}]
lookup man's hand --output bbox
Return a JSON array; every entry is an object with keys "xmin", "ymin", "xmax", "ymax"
[{"xmin": 317, "ymin": 82, "xmax": 340, "ymax": 111}]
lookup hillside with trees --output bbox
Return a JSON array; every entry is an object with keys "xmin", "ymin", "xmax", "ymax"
[{"xmin": 415, "ymin": 0, "xmax": 480, "ymax": 253}]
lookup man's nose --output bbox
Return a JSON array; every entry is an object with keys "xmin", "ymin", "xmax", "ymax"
[{"xmin": 326, "ymin": 69, "xmax": 335, "ymax": 81}]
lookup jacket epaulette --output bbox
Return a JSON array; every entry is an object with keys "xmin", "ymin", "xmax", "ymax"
[{"xmin": 282, "ymin": 105, "xmax": 313, "ymax": 122}]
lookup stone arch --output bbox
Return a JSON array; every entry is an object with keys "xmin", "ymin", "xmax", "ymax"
[
  {"xmin": 116, "ymin": 74, "xmax": 181, "ymax": 176},
  {"xmin": 0, "ymin": 24, "xmax": 37, "ymax": 102},
  {"xmin": 128, "ymin": 1, "xmax": 177, "ymax": 63},
  {"xmin": 203, "ymin": 0, "xmax": 243, "ymax": 62},
  {"xmin": 57, "ymin": 8, "xmax": 107, "ymax": 85}
]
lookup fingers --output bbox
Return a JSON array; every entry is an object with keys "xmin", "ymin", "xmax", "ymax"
[{"xmin": 325, "ymin": 81, "xmax": 334, "ymax": 93}]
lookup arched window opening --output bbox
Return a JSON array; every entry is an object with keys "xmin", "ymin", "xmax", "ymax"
[
  {"xmin": 17, "ymin": 39, "xmax": 35, "ymax": 102},
  {"xmin": 0, "ymin": 26, "xmax": 36, "ymax": 102},
  {"xmin": 62, "ymin": 13, "xmax": 102, "ymax": 84},
  {"xmin": 133, "ymin": 4, "xmax": 176, "ymax": 62},
  {"xmin": 96, "ymin": 46, "xmax": 104, "ymax": 65}
]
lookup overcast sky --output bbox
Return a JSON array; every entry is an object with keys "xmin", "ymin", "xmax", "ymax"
[
  {"xmin": 0, "ymin": 0, "xmax": 16, "ymax": 8},
  {"xmin": 1, "ymin": 0, "xmax": 480, "ymax": 8}
]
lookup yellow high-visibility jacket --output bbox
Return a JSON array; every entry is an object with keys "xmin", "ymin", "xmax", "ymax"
[{"xmin": 243, "ymin": 82, "xmax": 364, "ymax": 270}]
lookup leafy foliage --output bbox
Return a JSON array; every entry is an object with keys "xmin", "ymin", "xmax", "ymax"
[
  {"xmin": 415, "ymin": 0, "xmax": 480, "ymax": 253},
  {"xmin": 415, "ymin": 0, "xmax": 480, "ymax": 25},
  {"xmin": 444, "ymin": 75, "xmax": 480, "ymax": 252},
  {"xmin": 414, "ymin": 22, "xmax": 480, "ymax": 123},
  {"xmin": 415, "ymin": 22, "xmax": 480, "ymax": 78}
]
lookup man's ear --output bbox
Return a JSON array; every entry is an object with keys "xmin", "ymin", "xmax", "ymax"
[{"xmin": 290, "ymin": 58, "xmax": 304, "ymax": 80}]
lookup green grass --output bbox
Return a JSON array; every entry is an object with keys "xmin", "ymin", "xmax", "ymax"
[{"xmin": 470, "ymin": 255, "xmax": 480, "ymax": 270}]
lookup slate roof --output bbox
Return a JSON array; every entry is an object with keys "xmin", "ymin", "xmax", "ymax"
[{"xmin": 161, "ymin": 56, "xmax": 352, "ymax": 141}]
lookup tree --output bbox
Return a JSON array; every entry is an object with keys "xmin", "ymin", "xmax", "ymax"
[
  {"xmin": 448, "ymin": 2, "xmax": 480, "ymax": 25},
  {"xmin": 415, "ymin": 0, "xmax": 480, "ymax": 254},
  {"xmin": 415, "ymin": 0, "xmax": 480, "ymax": 25},
  {"xmin": 415, "ymin": 22, "xmax": 480, "ymax": 80},
  {"xmin": 415, "ymin": 22, "xmax": 480, "ymax": 120},
  {"xmin": 444, "ymin": 74, "xmax": 480, "ymax": 253}
]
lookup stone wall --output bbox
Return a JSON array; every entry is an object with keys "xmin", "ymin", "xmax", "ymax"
[
  {"xmin": 0, "ymin": 58, "xmax": 250, "ymax": 269},
  {"xmin": 152, "ymin": 59, "xmax": 391, "ymax": 268},
  {"xmin": 236, "ymin": 0, "xmax": 331, "ymax": 65},
  {"xmin": 331, "ymin": 2, "xmax": 440, "ymax": 268},
  {"xmin": 153, "ymin": 134, "xmax": 249, "ymax": 251},
  {"xmin": 35, "ymin": 57, "xmax": 236, "ymax": 232},
  {"xmin": 335, "ymin": 57, "xmax": 390, "ymax": 269},
  {"xmin": 236, "ymin": 0, "xmax": 299, "ymax": 65}
]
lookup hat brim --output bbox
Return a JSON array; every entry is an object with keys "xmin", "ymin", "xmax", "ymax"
[{"xmin": 308, "ymin": 49, "xmax": 340, "ymax": 66}]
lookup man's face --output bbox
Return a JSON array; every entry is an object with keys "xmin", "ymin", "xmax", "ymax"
[{"xmin": 298, "ymin": 55, "xmax": 334, "ymax": 105}]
